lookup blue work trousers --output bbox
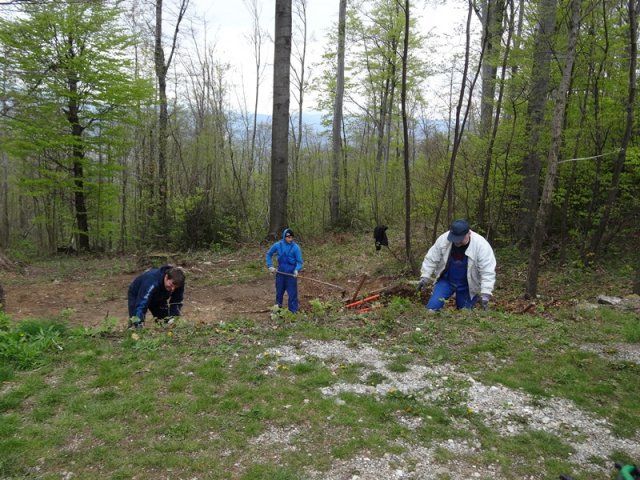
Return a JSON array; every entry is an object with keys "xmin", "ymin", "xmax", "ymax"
[
  {"xmin": 426, "ymin": 255, "xmax": 477, "ymax": 310},
  {"xmin": 426, "ymin": 278, "xmax": 478, "ymax": 310},
  {"xmin": 275, "ymin": 273, "xmax": 299, "ymax": 313}
]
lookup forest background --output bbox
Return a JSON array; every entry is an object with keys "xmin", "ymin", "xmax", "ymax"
[{"xmin": 0, "ymin": 0, "xmax": 639, "ymax": 299}]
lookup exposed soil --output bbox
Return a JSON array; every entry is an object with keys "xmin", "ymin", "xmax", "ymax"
[{"xmin": 1, "ymin": 254, "xmax": 396, "ymax": 328}]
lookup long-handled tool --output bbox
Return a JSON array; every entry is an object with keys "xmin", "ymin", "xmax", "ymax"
[
  {"xmin": 615, "ymin": 462, "xmax": 640, "ymax": 480},
  {"xmin": 276, "ymin": 271, "xmax": 347, "ymax": 295},
  {"xmin": 560, "ymin": 462, "xmax": 639, "ymax": 480}
]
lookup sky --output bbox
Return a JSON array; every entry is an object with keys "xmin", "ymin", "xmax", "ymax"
[{"xmin": 186, "ymin": 0, "xmax": 470, "ymax": 116}]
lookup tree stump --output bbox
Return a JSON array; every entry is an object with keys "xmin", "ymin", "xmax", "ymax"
[
  {"xmin": 0, "ymin": 252, "xmax": 16, "ymax": 271},
  {"xmin": 0, "ymin": 252, "xmax": 16, "ymax": 312}
]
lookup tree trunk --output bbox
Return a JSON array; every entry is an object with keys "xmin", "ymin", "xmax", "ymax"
[
  {"xmin": 400, "ymin": 0, "xmax": 416, "ymax": 273},
  {"xmin": 0, "ymin": 251, "xmax": 16, "ymax": 271},
  {"xmin": 292, "ymin": 0, "xmax": 308, "ymax": 186},
  {"xmin": 154, "ymin": 0, "xmax": 188, "ymax": 244},
  {"xmin": 478, "ymin": 0, "xmax": 513, "ymax": 233},
  {"xmin": 479, "ymin": 0, "xmax": 505, "ymax": 136},
  {"xmin": 560, "ymin": 41, "xmax": 594, "ymax": 263},
  {"xmin": 244, "ymin": 0, "xmax": 267, "ymax": 178},
  {"xmin": 436, "ymin": 0, "xmax": 485, "ymax": 228},
  {"xmin": 67, "ymin": 74, "xmax": 90, "ymax": 251},
  {"xmin": 1, "ymin": 150, "xmax": 8, "ymax": 249},
  {"xmin": 580, "ymin": 5, "xmax": 610, "ymax": 258},
  {"xmin": 268, "ymin": 0, "xmax": 292, "ymax": 238},
  {"xmin": 588, "ymin": 0, "xmax": 638, "ymax": 258},
  {"xmin": 155, "ymin": 0, "xmax": 169, "ymax": 239},
  {"xmin": 526, "ymin": 0, "xmax": 581, "ymax": 299},
  {"xmin": 519, "ymin": 0, "xmax": 557, "ymax": 245},
  {"xmin": 330, "ymin": 0, "xmax": 347, "ymax": 227}
]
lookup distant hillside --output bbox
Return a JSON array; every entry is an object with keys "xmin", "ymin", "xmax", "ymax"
[{"xmin": 250, "ymin": 111, "xmax": 328, "ymax": 132}]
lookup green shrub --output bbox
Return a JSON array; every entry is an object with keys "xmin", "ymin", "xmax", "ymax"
[{"xmin": 0, "ymin": 318, "xmax": 64, "ymax": 369}]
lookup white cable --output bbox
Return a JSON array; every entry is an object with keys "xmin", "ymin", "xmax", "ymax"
[{"xmin": 557, "ymin": 149, "xmax": 622, "ymax": 164}]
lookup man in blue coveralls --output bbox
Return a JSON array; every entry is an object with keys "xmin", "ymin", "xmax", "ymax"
[
  {"xmin": 266, "ymin": 228, "xmax": 304, "ymax": 313},
  {"xmin": 128, "ymin": 265, "xmax": 185, "ymax": 328},
  {"xmin": 417, "ymin": 220, "xmax": 496, "ymax": 311}
]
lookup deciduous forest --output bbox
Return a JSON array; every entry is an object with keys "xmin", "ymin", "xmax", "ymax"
[{"xmin": 1, "ymin": 0, "xmax": 639, "ymax": 297}]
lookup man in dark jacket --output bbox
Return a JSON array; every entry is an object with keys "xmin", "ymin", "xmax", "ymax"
[
  {"xmin": 266, "ymin": 228, "xmax": 304, "ymax": 313},
  {"xmin": 128, "ymin": 265, "xmax": 185, "ymax": 328}
]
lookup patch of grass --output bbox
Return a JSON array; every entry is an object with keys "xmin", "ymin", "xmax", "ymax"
[
  {"xmin": 622, "ymin": 315, "xmax": 640, "ymax": 342},
  {"xmin": 196, "ymin": 357, "xmax": 228, "ymax": 383},
  {"xmin": 387, "ymin": 354, "xmax": 412, "ymax": 373},
  {"xmin": 241, "ymin": 463, "xmax": 301, "ymax": 480},
  {"xmin": 365, "ymin": 371, "xmax": 388, "ymax": 386}
]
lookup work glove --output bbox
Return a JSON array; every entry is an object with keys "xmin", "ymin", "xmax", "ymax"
[
  {"xmin": 129, "ymin": 316, "xmax": 144, "ymax": 329},
  {"xmin": 268, "ymin": 266, "xmax": 276, "ymax": 274},
  {"xmin": 479, "ymin": 293, "xmax": 491, "ymax": 310},
  {"xmin": 293, "ymin": 270, "xmax": 298, "ymax": 278},
  {"xmin": 416, "ymin": 278, "xmax": 427, "ymax": 292}
]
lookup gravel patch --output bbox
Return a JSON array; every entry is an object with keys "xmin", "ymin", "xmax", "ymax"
[
  {"xmin": 305, "ymin": 441, "xmax": 500, "ymax": 480},
  {"xmin": 255, "ymin": 340, "xmax": 640, "ymax": 478},
  {"xmin": 579, "ymin": 342, "xmax": 640, "ymax": 364},
  {"xmin": 467, "ymin": 379, "xmax": 640, "ymax": 465},
  {"xmin": 250, "ymin": 425, "xmax": 301, "ymax": 450}
]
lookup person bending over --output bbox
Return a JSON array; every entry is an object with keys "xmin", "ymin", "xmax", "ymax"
[
  {"xmin": 417, "ymin": 219, "xmax": 496, "ymax": 311},
  {"xmin": 128, "ymin": 265, "xmax": 185, "ymax": 328}
]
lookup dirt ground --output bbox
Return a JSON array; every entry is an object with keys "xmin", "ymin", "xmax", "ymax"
[{"xmin": 1, "ymin": 254, "xmax": 391, "ymax": 328}]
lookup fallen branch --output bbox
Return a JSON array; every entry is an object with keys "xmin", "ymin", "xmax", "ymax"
[{"xmin": 350, "ymin": 274, "xmax": 368, "ymax": 303}]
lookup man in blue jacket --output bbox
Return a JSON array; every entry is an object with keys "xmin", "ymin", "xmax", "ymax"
[
  {"xmin": 266, "ymin": 228, "xmax": 304, "ymax": 313},
  {"xmin": 128, "ymin": 265, "xmax": 185, "ymax": 328}
]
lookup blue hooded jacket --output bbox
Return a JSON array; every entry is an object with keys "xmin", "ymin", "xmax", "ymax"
[
  {"xmin": 265, "ymin": 228, "xmax": 304, "ymax": 274},
  {"xmin": 128, "ymin": 265, "xmax": 184, "ymax": 320}
]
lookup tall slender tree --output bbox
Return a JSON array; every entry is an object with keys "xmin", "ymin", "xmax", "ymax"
[
  {"xmin": 291, "ymin": 0, "xmax": 308, "ymax": 168},
  {"xmin": 518, "ymin": 0, "xmax": 557, "ymax": 244},
  {"xmin": 477, "ymin": 0, "xmax": 515, "ymax": 235},
  {"xmin": 154, "ymin": 0, "xmax": 189, "ymax": 243},
  {"xmin": 1, "ymin": 150, "xmax": 8, "ymax": 248},
  {"xmin": 244, "ymin": 0, "xmax": 268, "ymax": 171},
  {"xmin": 587, "ymin": 0, "xmax": 638, "ymax": 258},
  {"xmin": 268, "ymin": 0, "xmax": 292, "ymax": 237},
  {"xmin": 330, "ymin": 0, "xmax": 347, "ymax": 227},
  {"xmin": 479, "ymin": 0, "xmax": 506, "ymax": 136},
  {"xmin": 399, "ymin": 0, "xmax": 416, "ymax": 272},
  {"xmin": 526, "ymin": 0, "xmax": 581, "ymax": 298}
]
